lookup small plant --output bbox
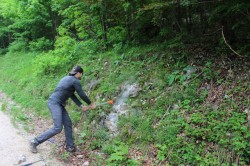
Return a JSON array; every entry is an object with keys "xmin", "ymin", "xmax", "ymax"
[
  {"xmin": 156, "ymin": 144, "xmax": 167, "ymax": 161},
  {"xmin": 106, "ymin": 141, "xmax": 138, "ymax": 166},
  {"xmin": 102, "ymin": 144, "xmax": 115, "ymax": 155},
  {"xmin": 1, "ymin": 102, "xmax": 7, "ymax": 112},
  {"xmin": 166, "ymin": 70, "xmax": 185, "ymax": 86},
  {"xmin": 89, "ymin": 152, "xmax": 106, "ymax": 165},
  {"xmin": 180, "ymin": 99, "xmax": 192, "ymax": 110},
  {"xmin": 202, "ymin": 61, "xmax": 218, "ymax": 80},
  {"xmin": 60, "ymin": 151, "xmax": 70, "ymax": 161},
  {"xmin": 106, "ymin": 142, "xmax": 128, "ymax": 165},
  {"xmin": 78, "ymin": 131, "xmax": 86, "ymax": 144}
]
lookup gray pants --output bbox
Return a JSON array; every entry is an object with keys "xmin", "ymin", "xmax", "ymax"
[{"xmin": 35, "ymin": 100, "xmax": 74, "ymax": 148}]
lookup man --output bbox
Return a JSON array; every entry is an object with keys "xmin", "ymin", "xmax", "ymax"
[{"xmin": 29, "ymin": 66, "xmax": 95, "ymax": 153}]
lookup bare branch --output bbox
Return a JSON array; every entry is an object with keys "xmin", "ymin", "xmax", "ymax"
[{"xmin": 221, "ymin": 26, "xmax": 244, "ymax": 57}]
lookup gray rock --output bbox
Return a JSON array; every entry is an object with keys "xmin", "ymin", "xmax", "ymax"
[
  {"xmin": 77, "ymin": 155, "xmax": 84, "ymax": 159},
  {"xmin": 14, "ymin": 154, "xmax": 26, "ymax": 165},
  {"xmin": 184, "ymin": 66, "xmax": 197, "ymax": 79},
  {"xmin": 83, "ymin": 161, "xmax": 90, "ymax": 166}
]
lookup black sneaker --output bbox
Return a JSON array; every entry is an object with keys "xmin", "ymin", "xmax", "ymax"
[
  {"xmin": 66, "ymin": 146, "xmax": 82, "ymax": 152},
  {"xmin": 66, "ymin": 146, "xmax": 76, "ymax": 152},
  {"xmin": 29, "ymin": 139, "xmax": 38, "ymax": 153}
]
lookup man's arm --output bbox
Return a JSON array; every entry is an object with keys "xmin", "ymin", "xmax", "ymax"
[
  {"xmin": 73, "ymin": 80, "xmax": 91, "ymax": 105},
  {"xmin": 70, "ymin": 94, "xmax": 82, "ymax": 107},
  {"xmin": 71, "ymin": 94, "xmax": 92, "ymax": 111}
]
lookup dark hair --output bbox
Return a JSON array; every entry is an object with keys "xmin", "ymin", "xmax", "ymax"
[{"xmin": 69, "ymin": 66, "xmax": 83, "ymax": 76}]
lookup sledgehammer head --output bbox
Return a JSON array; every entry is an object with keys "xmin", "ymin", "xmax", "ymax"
[{"xmin": 107, "ymin": 100, "xmax": 114, "ymax": 105}]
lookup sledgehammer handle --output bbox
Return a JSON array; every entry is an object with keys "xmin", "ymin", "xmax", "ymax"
[{"xmin": 21, "ymin": 159, "xmax": 43, "ymax": 166}]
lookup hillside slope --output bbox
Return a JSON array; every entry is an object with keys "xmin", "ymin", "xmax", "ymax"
[{"xmin": 0, "ymin": 48, "xmax": 249, "ymax": 165}]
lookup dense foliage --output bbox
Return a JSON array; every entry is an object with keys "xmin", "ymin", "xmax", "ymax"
[
  {"xmin": 0, "ymin": 0, "xmax": 249, "ymax": 165},
  {"xmin": 0, "ymin": 0, "xmax": 249, "ymax": 56},
  {"xmin": 0, "ymin": 47, "xmax": 249, "ymax": 165}
]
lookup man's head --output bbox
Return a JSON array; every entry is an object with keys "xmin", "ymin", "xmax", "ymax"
[{"xmin": 69, "ymin": 66, "xmax": 83, "ymax": 80}]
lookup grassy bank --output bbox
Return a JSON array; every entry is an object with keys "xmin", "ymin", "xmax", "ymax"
[
  {"xmin": 0, "ymin": 52, "xmax": 60, "ymax": 117},
  {"xmin": 0, "ymin": 46, "xmax": 249, "ymax": 165}
]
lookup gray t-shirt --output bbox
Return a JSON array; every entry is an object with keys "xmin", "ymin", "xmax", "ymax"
[{"xmin": 48, "ymin": 76, "xmax": 91, "ymax": 106}]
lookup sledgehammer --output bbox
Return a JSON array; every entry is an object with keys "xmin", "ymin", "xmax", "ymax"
[{"xmin": 95, "ymin": 99, "xmax": 114, "ymax": 107}]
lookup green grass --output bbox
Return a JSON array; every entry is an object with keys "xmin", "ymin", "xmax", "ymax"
[{"xmin": 0, "ymin": 52, "xmax": 62, "ymax": 117}]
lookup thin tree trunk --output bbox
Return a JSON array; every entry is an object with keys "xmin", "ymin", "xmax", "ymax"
[
  {"xmin": 200, "ymin": 3, "xmax": 205, "ymax": 34},
  {"xmin": 185, "ymin": 7, "xmax": 190, "ymax": 33},
  {"xmin": 125, "ymin": 9, "xmax": 131, "ymax": 41},
  {"xmin": 188, "ymin": 5, "xmax": 192, "ymax": 33},
  {"xmin": 100, "ymin": 0, "xmax": 108, "ymax": 49},
  {"xmin": 176, "ymin": 0, "xmax": 182, "ymax": 32}
]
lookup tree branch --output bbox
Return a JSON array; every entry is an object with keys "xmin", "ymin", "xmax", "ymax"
[
  {"xmin": 221, "ymin": 26, "xmax": 243, "ymax": 57},
  {"xmin": 203, "ymin": 28, "xmax": 221, "ymax": 36}
]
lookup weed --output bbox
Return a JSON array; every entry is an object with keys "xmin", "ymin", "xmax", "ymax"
[
  {"xmin": 180, "ymin": 99, "xmax": 192, "ymax": 110},
  {"xmin": 166, "ymin": 70, "xmax": 185, "ymax": 86},
  {"xmin": 156, "ymin": 144, "xmax": 167, "ymax": 161},
  {"xmin": 89, "ymin": 152, "xmax": 106, "ymax": 165},
  {"xmin": 106, "ymin": 141, "xmax": 138, "ymax": 166},
  {"xmin": 1, "ymin": 102, "xmax": 7, "ymax": 112},
  {"xmin": 60, "ymin": 152, "xmax": 70, "ymax": 161}
]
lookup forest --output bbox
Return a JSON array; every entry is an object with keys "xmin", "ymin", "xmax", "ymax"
[
  {"xmin": 0, "ymin": 0, "xmax": 249, "ymax": 165},
  {"xmin": 0, "ymin": 0, "xmax": 249, "ymax": 56}
]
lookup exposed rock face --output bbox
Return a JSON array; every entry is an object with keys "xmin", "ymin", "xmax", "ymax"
[{"xmin": 104, "ymin": 83, "xmax": 141, "ymax": 134}]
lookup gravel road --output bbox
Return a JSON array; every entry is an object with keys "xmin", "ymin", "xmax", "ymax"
[
  {"xmin": 0, "ymin": 92, "xmax": 66, "ymax": 166},
  {"xmin": 0, "ymin": 110, "xmax": 48, "ymax": 165}
]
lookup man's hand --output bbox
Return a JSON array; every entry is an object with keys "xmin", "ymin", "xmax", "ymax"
[
  {"xmin": 90, "ymin": 103, "xmax": 96, "ymax": 109},
  {"xmin": 81, "ymin": 105, "xmax": 89, "ymax": 111}
]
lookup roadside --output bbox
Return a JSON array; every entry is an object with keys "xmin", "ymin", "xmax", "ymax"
[{"xmin": 0, "ymin": 91, "xmax": 67, "ymax": 166}]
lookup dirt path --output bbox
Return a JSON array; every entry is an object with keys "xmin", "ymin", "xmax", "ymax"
[
  {"xmin": 0, "ymin": 110, "xmax": 45, "ymax": 165},
  {"xmin": 0, "ymin": 92, "xmax": 66, "ymax": 166}
]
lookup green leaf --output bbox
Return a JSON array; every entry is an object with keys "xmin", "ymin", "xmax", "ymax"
[
  {"xmin": 109, "ymin": 153, "xmax": 123, "ymax": 161},
  {"xmin": 168, "ymin": 74, "xmax": 175, "ymax": 86}
]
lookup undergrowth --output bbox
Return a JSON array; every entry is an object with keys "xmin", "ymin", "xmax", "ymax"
[{"xmin": 0, "ymin": 43, "xmax": 249, "ymax": 165}]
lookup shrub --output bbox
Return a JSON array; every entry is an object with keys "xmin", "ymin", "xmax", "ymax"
[
  {"xmin": 29, "ymin": 37, "xmax": 53, "ymax": 51},
  {"xmin": 107, "ymin": 26, "xmax": 126, "ymax": 47},
  {"xmin": 33, "ymin": 51, "xmax": 71, "ymax": 76},
  {"xmin": 74, "ymin": 39, "xmax": 100, "ymax": 56},
  {"xmin": 8, "ymin": 40, "xmax": 28, "ymax": 53},
  {"xmin": 0, "ymin": 48, "xmax": 8, "ymax": 55}
]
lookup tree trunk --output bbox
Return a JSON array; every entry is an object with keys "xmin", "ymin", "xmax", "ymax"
[
  {"xmin": 185, "ymin": 7, "xmax": 190, "ymax": 33},
  {"xmin": 175, "ymin": 0, "xmax": 182, "ymax": 32},
  {"xmin": 188, "ymin": 5, "xmax": 192, "ymax": 34},
  {"xmin": 100, "ymin": 0, "xmax": 108, "ymax": 49},
  {"xmin": 200, "ymin": 3, "xmax": 205, "ymax": 34}
]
